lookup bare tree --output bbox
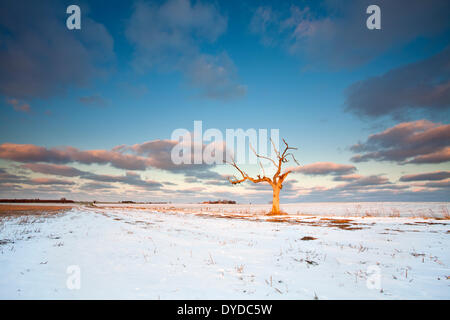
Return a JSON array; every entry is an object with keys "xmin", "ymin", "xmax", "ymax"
[{"xmin": 227, "ymin": 139, "xmax": 299, "ymax": 215}]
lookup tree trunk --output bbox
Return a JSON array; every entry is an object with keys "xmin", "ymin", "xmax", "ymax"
[{"xmin": 271, "ymin": 185, "xmax": 281, "ymax": 215}]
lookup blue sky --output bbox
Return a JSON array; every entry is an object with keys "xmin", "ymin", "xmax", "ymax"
[{"xmin": 0, "ymin": 0, "xmax": 449, "ymax": 202}]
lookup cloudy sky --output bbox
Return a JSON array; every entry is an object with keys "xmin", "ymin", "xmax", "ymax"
[{"xmin": 0, "ymin": 0, "xmax": 449, "ymax": 203}]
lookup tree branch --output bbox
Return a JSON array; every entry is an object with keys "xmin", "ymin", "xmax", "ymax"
[
  {"xmin": 249, "ymin": 143, "xmax": 278, "ymax": 168},
  {"xmin": 227, "ymin": 138, "xmax": 299, "ymax": 189},
  {"xmin": 226, "ymin": 158, "xmax": 273, "ymax": 186}
]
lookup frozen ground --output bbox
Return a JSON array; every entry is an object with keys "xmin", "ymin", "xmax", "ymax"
[{"xmin": 0, "ymin": 203, "xmax": 449, "ymax": 299}]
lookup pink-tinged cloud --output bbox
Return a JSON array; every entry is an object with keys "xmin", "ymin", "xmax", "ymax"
[
  {"xmin": 0, "ymin": 143, "xmax": 149, "ymax": 170},
  {"xmin": 292, "ymin": 162, "xmax": 356, "ymax": 175},
  {"xmin": 337, "ymin": 175, "xmax": 391, "ymax": 189},
  {"xmin": 411, "ymin": 180, "xmax": 450, "ymax": 189},
  {"xmin": 126, "ymin": 139, "xmax": 225, "ymax": 178},
  {"xmin": 285, "ymin": 173, "xmax": 449, "ymax": 202},
  {"xmin": 22, "ymin": 163, "xmax": 85, "ymax": 177},
  {"xmin": 6, "ymin": 98, "xmax": 31, "ymax": 113},
  {"xmin": 275, "ymin": 172, "xmax": 450, "ymax": 202},
  {"xmin": 0, "ymin": 143, "xmax": 71, "ymax": 163},
  {"xmin": 29, "ymin": 178, "xmax": 75, "ymax": 185},
  {"xmin": 2, "ymin": 164, "xmax": 163, "ymax": 190},
  {"xmin": 79, "ymin": 182, "xmax": 116, "ymax": 191},
  {"xmin": 421, "ymin": 180, "xmax": 450, "ymax": 188},
  {"xmin": 128, "ymin": 139, "xmax": 179, "ymax": 155},
  {"xmin": 0, "ymin": 139, "xmax": 224, "ymax": 181},
  {"xmin": 333, "ymin": 174, "xmax": 362, "ymax": 181},
  {"xmin": 127, "ymin": 140, "xmax": 180, "ymax": 170},
  {"xmin": 400, "ymin": 171, "xmax": 450, "ymax": 182},
  {"xmin": 82, "ymin": 171, "xmax": 163, "ymax": 189},
  {"xmin": 65, "ymin": 147, "xmax": 149, "ymax": 170},
  {"xmin": 408, "ymin": 147, "xmax": 450, "ymax": 164},
  {"xmin": 351, "ymin": 120, "xmax": 450, "ymax": 164},
  {"xmin": 0, "ymin": 168, "xmax": 26, "ymax": 184}
]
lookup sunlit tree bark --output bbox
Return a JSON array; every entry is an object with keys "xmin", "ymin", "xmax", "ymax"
[{"xmin": 227, "ymin": 139, "xmax": 299, "ymax": 215}]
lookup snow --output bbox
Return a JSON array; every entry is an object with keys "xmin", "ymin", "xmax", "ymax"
[
  {"xmin": 95, "ymin": 202, "xmax": 450, "ymax": 218},
  {"xmin": 0, "ymin": 203, "xmax": 449, "ymax": 299}
]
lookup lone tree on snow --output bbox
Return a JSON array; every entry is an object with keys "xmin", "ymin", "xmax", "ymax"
[{"xmin": 227, "ymin": 139, "xmax": 299, "ymax": 215}]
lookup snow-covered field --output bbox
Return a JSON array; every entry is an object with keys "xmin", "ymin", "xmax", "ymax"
[
  {"xmin": 0, "ymin": 203, "xmax": 449, "ymax": 299},
  {"xmin": 97, "ymin": 202, "xmax": 450, "ymax": 218}
]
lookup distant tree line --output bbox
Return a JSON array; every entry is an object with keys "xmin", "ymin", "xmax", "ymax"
[
  {"xmin": 0, "ymin": 198, "xmax": 74, "ymax": 203},
  {"xmin": 201, "ymin": 200, "xmax": 236, "ymax": 204},
  {"xmin": 120, "ymin": 201, "xmax": 170, "ymax": 204}
]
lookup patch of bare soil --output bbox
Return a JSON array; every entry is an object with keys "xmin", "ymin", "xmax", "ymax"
[
  {"xmin": 97, "ymin": 204, "xmax": 371, "ymax": 230},
  {"xmin": 0, "ymin": 205, "xmax": 74, "ymax": 219},
  {"xmin": 300, "ymin": 236, "xmax": 317, "ymax": 241},
  {"xmin": 414, "ymin": 221, "xmax": 448, "ymax": 226},
  {"xmin": 318, "ymin": 218, "xmax": 364, "ymax": 230}
]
